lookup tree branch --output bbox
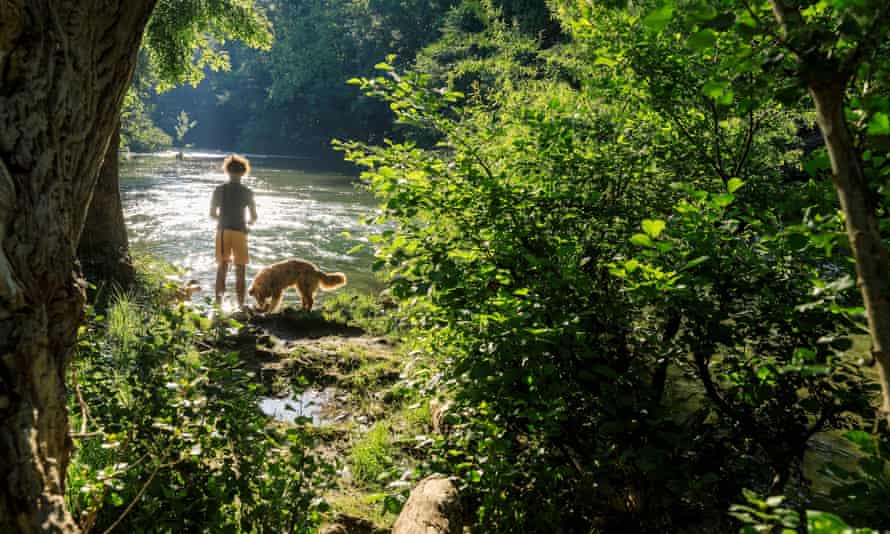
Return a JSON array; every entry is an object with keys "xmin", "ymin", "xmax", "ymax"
[
  {"xmin": 732, "ymin": 108, "xmax": 758, "ymax": 178},
  {"xmin": 706, "ymin": 98, "xmax": 729, "ymax": 184}
]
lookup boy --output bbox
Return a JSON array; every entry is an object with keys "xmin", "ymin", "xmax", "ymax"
[{"xmin": 210, "ymin": 155, "xmax": 257, "ymax": 308}]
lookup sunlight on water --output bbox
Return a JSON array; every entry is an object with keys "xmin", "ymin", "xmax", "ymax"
[{"xmin": 121, "ymin": 150, "xmax": 380, "ymax": 307}]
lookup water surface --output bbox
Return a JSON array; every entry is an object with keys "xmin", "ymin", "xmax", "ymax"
[{"xmin": 121, "ymin": 150, "xmax": 378, "ymax": 307}]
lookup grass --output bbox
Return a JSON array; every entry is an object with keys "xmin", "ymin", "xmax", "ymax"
[
  {"xmin": 326, "ymin": 491, "xmax": 399, "ymax": 529},
  {"xmin": 321, "ymin": 290, "xmax": 399, "ymax": 337},
  {"xmin": 105, "ymin": 292, "xmax": 142, "ymax": 354},
  {"xmin": 349, "ymin": 421, "xmax": 394, "ymax": 484}
]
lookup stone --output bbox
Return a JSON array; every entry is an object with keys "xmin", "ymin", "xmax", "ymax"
[{"xmin": 392, "ymin": 475, "xmax": 462, "ymax": 534}]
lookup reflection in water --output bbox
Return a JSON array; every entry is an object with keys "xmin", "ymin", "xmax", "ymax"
[
  {"xmin": 259, "ymin": 388, "xmax": 336, "ymax": 424},
  {"xmin": 121, "ymin": 150, "xmax": 379, "ymax": 308}
]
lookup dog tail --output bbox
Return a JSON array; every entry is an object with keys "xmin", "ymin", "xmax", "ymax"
[{"xmin": 319, "ymin": 271, "xmax": 347, "ymax": 290}]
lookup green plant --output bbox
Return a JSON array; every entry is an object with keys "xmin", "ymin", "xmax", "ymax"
[
  {"xmin": 731, "ymin": 489, "xmax": 879, "ymax": 533},
  {"xmin": 823, "ymin": 431, "xmax": 890, "ymax": 528},
  {"xmin": 338, "ymin": 50, "xmax": 878, "ymax": 530},
  {"xmin": 350, "ymin": 422, "xmax": 394, "ymax": 484},
  {"xmin": 68, "ymin": 286, "xmax": 333, "ymax": 532},
  {"xmin": 173, "ymin": 110, "xmax": 196, "ymax": 146}
]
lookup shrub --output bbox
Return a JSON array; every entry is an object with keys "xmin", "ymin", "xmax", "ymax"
[{"xmin": 68, "ymin": 288, "xmax": 333, "ymax": 532}]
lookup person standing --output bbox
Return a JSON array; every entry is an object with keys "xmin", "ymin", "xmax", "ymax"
[{"xmin": 210, "ymin": 155, "xmax": 257, "ymax": 308}]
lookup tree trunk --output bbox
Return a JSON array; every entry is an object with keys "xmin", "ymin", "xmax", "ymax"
[
  {"xmin": 0, "ymin": 1, "xmax": 156, "ymax": 531},
  {"xmin": 809, "ymin": 79, "xmax": 890, "ymax": 425},
  {"xmin": 78, "ymin": 120, "xmax": 135, "ymax": 288}
]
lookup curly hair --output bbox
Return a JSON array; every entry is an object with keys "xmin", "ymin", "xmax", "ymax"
[{"xmin": 222, "ymin": 154, "xmax": 250, "ymax": 176}]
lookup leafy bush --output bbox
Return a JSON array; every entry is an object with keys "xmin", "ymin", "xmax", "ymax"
[
  {"xmin": 338, "ymin": 54, "xmax": 878, "ymax": 530},
  {"xmin": 68, "ymin": 287, "xmax": 333, "ymax": 532},
  {"xmin": 731, "ymin": 490, "xmax": 880, "ymax": 533}
]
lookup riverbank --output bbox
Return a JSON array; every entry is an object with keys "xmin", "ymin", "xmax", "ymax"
[
  {"xmin": 68, "ymin": 251, "xmax": 431, "ymax": 531},
  {"xmin": 69, "ymin": 254, "xmax": 886, "ymax": 532},
  {"xmin": 221, "ymin": 306, "xmax": 428, "ymax": 530}
]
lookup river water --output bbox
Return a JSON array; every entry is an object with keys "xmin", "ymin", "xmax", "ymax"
[{"xmin": 121, "ymin": 150, "xmax": 379, "ymax": 308}]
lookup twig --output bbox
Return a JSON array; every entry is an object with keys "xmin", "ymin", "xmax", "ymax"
[
  {"xmin": 101, "ymin": 458, "xmax": 177, "ymax": 534},
  {"xmin": 75, "ymin": 380, "xmax": 92, "ymax": 434}
]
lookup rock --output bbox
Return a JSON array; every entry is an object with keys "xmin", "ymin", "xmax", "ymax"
[{"xmin": 392, "ymin": 476, "xmax": 462, "ymax": 534}]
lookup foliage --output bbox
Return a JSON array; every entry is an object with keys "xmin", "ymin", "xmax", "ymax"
[
  {"xmin": 174, "ymin": 110, "xmax": 197, "ymax": 146},
  {"xmin": 92, "ymin": 0, "xmax": 890, "ymax": 530},
  {"xmin": 731, "ymin": 490, "xmax": 879, "ymax": 533},
  {"xmin": 67, "ymin": 282, "xmax": 332, "ymax": 532},
  {"xmin": 822, "ymin": 431, "xmax": 890, "ymax": 528},
  {"xmin": 121, "ymin": 87, "xmax": 173, "ymax": 152},
  {"xmin": 144, "ymin": 0, "xmax": 271, "ymax": 91},
  {"xmin": 340, "ymin": 63, "xmax": 680, "ymax": 529},
  {"xmin": 339, "ymin": 28, "xmax": 880, "ymax": 528},
  {"xmin": 349, "ymin": 422, "xmax": 394, "ymax": 484},
  {"xmin": 140, "ymin": 0, "xmax": 570, "ymax": 154},
  {"xmin": 414, "ymin": 11, "xmax": 550, "ymax": 98},
  {"xmin": 120, "ymin": 0, "xmax": 272, "ymax": 150}
]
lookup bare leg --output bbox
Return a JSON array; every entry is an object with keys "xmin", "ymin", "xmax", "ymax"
[
  {"xmin": 215, "ymin": 262, "xmax": 229, "ymax": 306},
  {"xmin": 235, "ymin": 265, "xmax": 246, "ymax": 309}
]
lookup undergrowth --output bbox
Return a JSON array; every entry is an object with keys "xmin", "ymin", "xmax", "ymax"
[{"xmin": 67, "ymin": 259, "xmax": 334, "ymax": 532}]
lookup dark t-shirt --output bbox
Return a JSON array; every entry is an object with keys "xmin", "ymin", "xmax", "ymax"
[{"xmin": 212, "ymin": 182, "xmax": 254, "ymax": 232}]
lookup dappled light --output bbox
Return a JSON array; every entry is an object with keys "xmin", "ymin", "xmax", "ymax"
[{"xmin": 2, "ymin": 0, "xmax": 889, "ymax": 533}]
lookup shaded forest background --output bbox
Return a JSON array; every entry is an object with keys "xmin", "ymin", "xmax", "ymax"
[{"xmin": 124, "ymin": 0, "xmax": 561, "ymax": 156}]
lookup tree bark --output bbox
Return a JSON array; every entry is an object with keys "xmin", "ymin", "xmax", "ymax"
[
  {"xmin": 0, "ymin": 1, "xmax": 156, "ymax": 531},
  {"xmin": 78, "ymin": 120, "xmax": 135, "ymax": 288},
  {"xmin": 809, "ymin": 79, "xmax": 890, "ymax": 424}
]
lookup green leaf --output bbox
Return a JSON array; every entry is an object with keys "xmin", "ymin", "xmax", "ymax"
[
  {"xmin": 867, "ymin": 112, "xmax": 890, "ymax": 135},
  {"xmin": 702, "ymin": 81, "xmax": 726, "ymax": 99},
  {"xmin": 711, "ymin": 192, "xmax": 734, "ymax": 208},
  {"xmin": 688, "ymin": 2, "xmax": 717, "ymax": 21},
  {"xmin": 680, "ymin": 256, "xmax": 709, "ymax": 271},
  {"xmin": 594, "ymin": 56, "xmax": 618, "ymax": 67},
  {"xmin": 642, "ymin": 219, "xmax": 666, "ymax": 238},
  {"xmin": 630, "ymin": 233, "xmax": 655, "ymax": 247},
  {"xmin": 687, "ymin": 29, "xmax": 717, "ymax": 50},
  {"xmin": 803, "ymin": 150, "xmax": 831, "ymax": 176},
  {"xmin": 842, "ymin": 430, "xmax": 877, "ymax": 455},
  {"xmin": 642, "ymin": 3, "xmax": 675, "ymax": 31},
  {"xmin": 727, "ymin": 178, "xmax": 744, "ymax": 193}
]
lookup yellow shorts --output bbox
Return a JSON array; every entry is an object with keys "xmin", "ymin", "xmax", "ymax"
[{"xmin": 216, "ymin": 229, "xmax": 249, "ymax": 265}]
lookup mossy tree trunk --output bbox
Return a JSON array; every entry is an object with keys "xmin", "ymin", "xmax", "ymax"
[
  {"xmin": 78, "ymin": 120, "xmax": 135, "ymax": 288},
  {"xmin": 0, "ymin": 1, "xmax": 155, "ymax": 530}
]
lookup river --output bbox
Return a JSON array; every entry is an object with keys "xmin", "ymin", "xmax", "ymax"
[{"xmin": 121, "ymin": 150, "xmax": 379, "ymax": 308}]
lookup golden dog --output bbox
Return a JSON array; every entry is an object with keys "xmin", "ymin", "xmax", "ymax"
[{"xmin": 248, "ymin": 259, "xmax": 347, "ymax": 312}]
